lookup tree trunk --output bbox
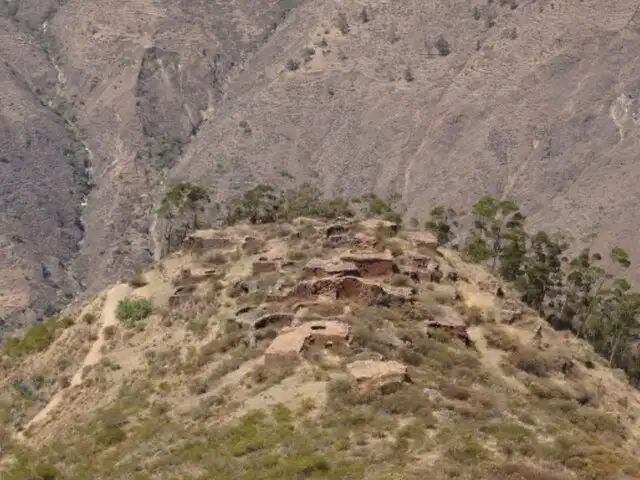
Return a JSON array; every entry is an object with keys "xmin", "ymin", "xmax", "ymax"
[{"xmin": 609, "ymin": 330, "xmax": 623, "ymax": 366}]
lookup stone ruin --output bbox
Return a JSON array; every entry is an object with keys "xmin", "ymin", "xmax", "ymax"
[
  {"xmin": 184, "ymin": 230, "xmax": 232, "ymax": 251},
  {"xmin": 264, "ymin": 320, "xmax": 352, "ymax": 366}
]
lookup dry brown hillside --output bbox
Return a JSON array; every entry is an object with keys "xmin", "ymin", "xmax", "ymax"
[
  {"xmin": 1, "ymin": 218, "xmax": 640, "ymax": 479},
  {"xmin": 4, "ymin": 0, "xmax": 640, "ymax": 339}
]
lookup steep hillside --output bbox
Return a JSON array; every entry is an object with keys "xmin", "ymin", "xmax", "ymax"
[
  {"xmin": 5, "ymin": 0, "xmax": 640, "ymax": 334},
  {"xmin": 0, "ymin": 0, "xmax": 296, "ymax": 325},
  {"xmin": 1, "ymin": 218, "xmax": 640, "ymax": 479},
  {"xmin": 0, "ymin": 15, "xmax": 87, "ymax": 328},
  {"xmin": 173, "ymin": 0, "xmax": 640, "ymax": 272}
]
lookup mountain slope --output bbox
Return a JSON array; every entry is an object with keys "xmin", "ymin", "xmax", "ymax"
[
  {"xmin": 0, "ymin": 15, "xmax": 87, "ymax": 328},
  {"xmin": 5, "ymin": 0, "xmax": 640, "ymax": 331},
  {"xmin": 173, "ymin": 0, "xmax": 640, "ymax": 273},
  {"xmin": 0, "ymin": 0, "xmax": 299, "ymax": 326},
  {"xmin": 1, "ymin": 218, "xmax": 640, "ymax": 479}
]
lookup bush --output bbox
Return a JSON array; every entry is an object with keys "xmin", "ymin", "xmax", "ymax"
[
  {"xmin": 403, "ymin": 67, "xmax": 414, "ymax": 82},
  {"xmin": 435, "ymin": 34, "xmax": 451, "ymax": 56},
  {"xmin": 509, "ymin": 347, "xmax": 550, "ymax": 377},
  {"xmin": 128, "ymin": 272, "xmax": 148, "ymax": 288},
  {"xmin": 116, "ymin": 298, "xmax": 153, "ymax": 325},
  {"xmin": 82, "ymin": 312, "xmax": 98, "ymax": 324},
  {"xmin": 2, "ymin": 316, "xmax": 72, "ymax": 357},
  {"xmin": 286, "ymin": 58, "xmax": 300, "ymax": 71},
  {"xmin": 484, "ymin": 324, "xmax": 519, "ymax": 351},
  {"xmin": 336, "ymin": 12, "xmax": 350, "ymax": 34}
]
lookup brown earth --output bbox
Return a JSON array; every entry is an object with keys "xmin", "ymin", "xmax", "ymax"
[{"xmin": 4, "ymin": 0, "xmax": 640, "ymax": 330}]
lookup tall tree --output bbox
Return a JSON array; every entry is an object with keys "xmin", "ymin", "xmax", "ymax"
[
  {"xmin": 226, "ymin": 184, "xmax": 283, "ymax": 225},
  {"xmin": 517, "ymin": 231, "xmax": 566, "ymax": 311},
  {"xmin": 425, "ymin": 205, "xmax": 458, "ymax": 246},
  {"xmin": 464, "ymin": 196, "xmax": 523, "ymax": 270},
  {"xmin": 158, "ymin": 181, "xmax": 211, "ymax": 253}
]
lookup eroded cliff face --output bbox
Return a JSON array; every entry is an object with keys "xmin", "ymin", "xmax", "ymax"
[
  {"xmin": 0, "ymin": 14, "xmax": 87, "ymax": 329},
  {"xmin": 0, "ymin": 0, "xmax": 293, "ymax": 328},
  {"xmin": 172, "ymin": 0, "xmax": 640, "ymax": 284}
]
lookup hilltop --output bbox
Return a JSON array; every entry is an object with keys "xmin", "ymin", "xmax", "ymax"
[
  {"xmin": 1, "ymin": 215, "xmax": 640, "ymax": 479},
  {"xmin": 5, "ymin": 0, "xmax": 640, "ymax": 326}
]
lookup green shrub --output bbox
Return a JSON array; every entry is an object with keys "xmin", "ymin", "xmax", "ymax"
[
  {"xmin": 2, "ymin": 316, "xmax": 72, "ymax": 357},
  {"xmin": 116, "ymin": 298, "xmax": 153, "ymax": 325}
]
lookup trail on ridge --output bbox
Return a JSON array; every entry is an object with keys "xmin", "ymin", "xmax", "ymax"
[{"xmin": 20, "ymin": 283, "xmax": 132, "ymax": 435}]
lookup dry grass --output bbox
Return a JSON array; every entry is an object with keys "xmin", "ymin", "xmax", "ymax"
[{"xmin": 2, "ymin": 220, "xmax": 640, "ymax": 480}]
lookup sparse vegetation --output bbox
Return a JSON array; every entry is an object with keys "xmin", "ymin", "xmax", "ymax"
[
  {"xmin": 285, "ymin": 58, "xmax": 300, "ymax": 71},
  {"xmin": 336, "ymin": 12, "xmax": 350, "ymax": 35},
  {"xmin": 403, "ymin": 66, "xmax": 414, "ymax": 82},
  {"xmin": 435, "ymin": 34, "xmax": 451, "ymax": 56},
  {"xmin": 3, "ymin": 188, "xmax": 640, "ymax": 480},
  {"xmin": 433, "ymin": 194, "xmax": 640, "ymax": 384},
  {"xmin": 359, "ymin": 7, "xmax": 370, "ymax": 23},
  {"xmin": 128, "ymin": 271, "xmax": 148, "ymax": 288},
  {"xmin": 2, "ymin": 316, "xmax": 73, "ymax": 357}
]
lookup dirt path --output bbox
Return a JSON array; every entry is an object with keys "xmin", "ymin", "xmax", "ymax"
[{"xmin": 20, "ymin": 283, "xmax": 132, "ymax": 435}]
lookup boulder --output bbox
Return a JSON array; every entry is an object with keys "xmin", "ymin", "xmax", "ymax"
[{"xmin": 346, "ymin": 360, "xmax": 410, "ymax": 391}]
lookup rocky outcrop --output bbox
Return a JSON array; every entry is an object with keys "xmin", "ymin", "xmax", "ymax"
[
  {"xmin": 187, "ymin": 268, "xmax": 220, "ymax": 283},
  {"xmin": 426, "ymin": 318, "xmax": 473, "ymax": 347},
  {"xmin": 324, "ymin": 234, "xmax": 357, "ymax": 248},
  {"xmin": 409, "ymin": 254, "xmax": 434, "ymax": 269},
  {"xmin": 235, "ymin": 309, "xmax": 295, "ymax": 330}
]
